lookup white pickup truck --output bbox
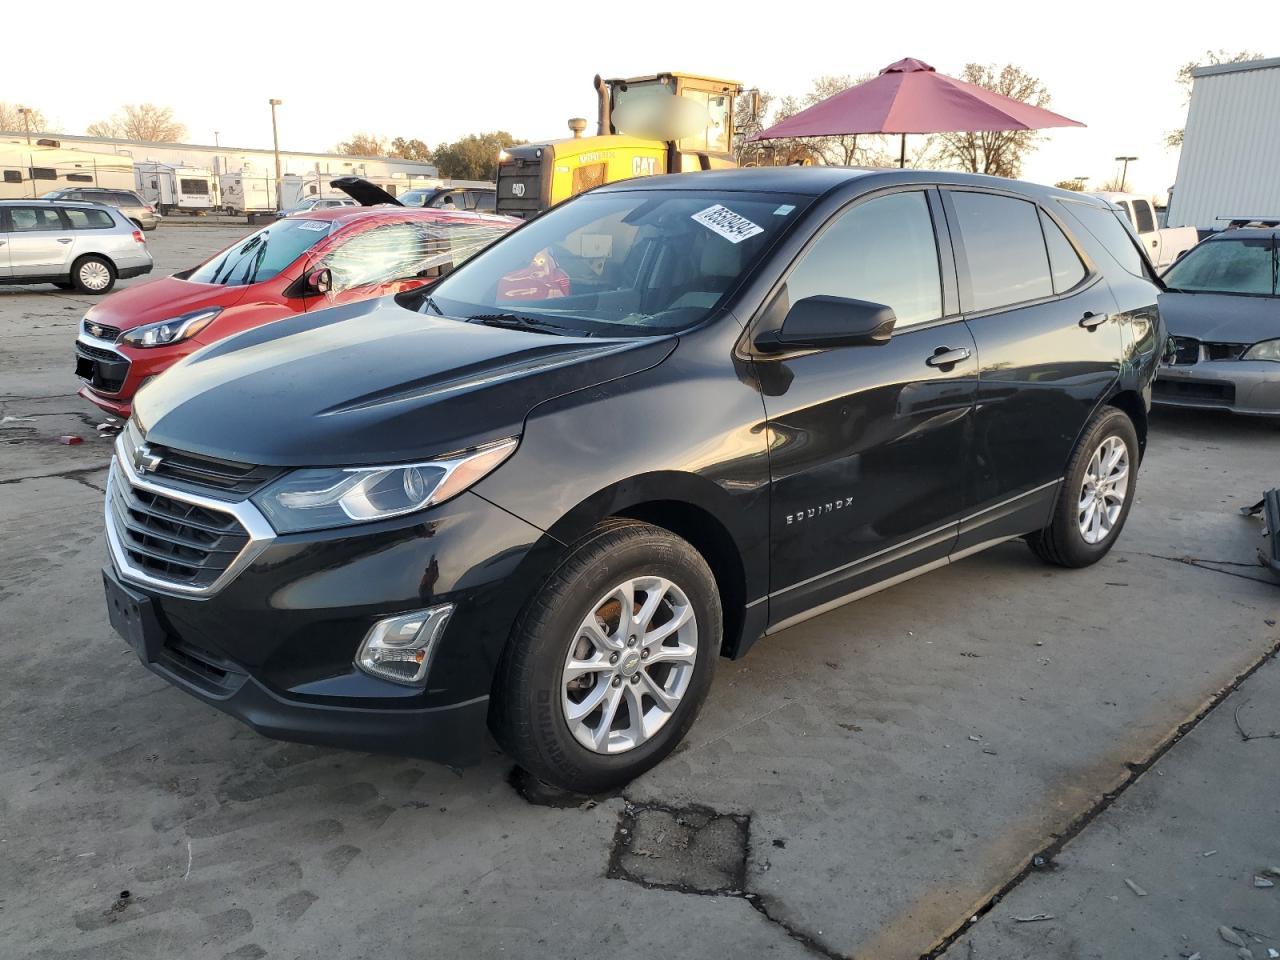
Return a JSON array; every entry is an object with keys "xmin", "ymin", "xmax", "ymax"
[{"xmin": 1090, "ymin": 192, "xmax": 1199, "ymax": 270}]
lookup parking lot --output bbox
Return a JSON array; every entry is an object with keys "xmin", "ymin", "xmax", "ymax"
[{"xmin": 2, "ymin": 223, "xmax": 1277, "ymax": 959}]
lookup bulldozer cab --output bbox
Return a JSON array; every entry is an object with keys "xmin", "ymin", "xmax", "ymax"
[{"xmin": 496, "ymin": 71, "xmax": 743, "ymax": 219}]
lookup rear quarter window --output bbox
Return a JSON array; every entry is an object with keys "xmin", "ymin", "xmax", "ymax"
[
  {"xmin": 1039, "ymin": 210, "xmax": 1088, "ymax": 293},
  {"xmin": 65, "ymin": 208, "xmax": 115, "ymax": 229},
  {"xmin": 950, "ymin": 191, "xmax": 1053, "ymax": 312},
  {"xmin": 1059, "ymin": 200, "xmax": 1149, "ymax": 279}
]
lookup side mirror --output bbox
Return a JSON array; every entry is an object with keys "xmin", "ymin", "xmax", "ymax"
[
  {"xmin": 756, "ymin": 295, "xmax": 897, "ymax": 352},
  {"xmin": 306, "ymin": 267, "xmax": 332, "ymax": 294}
]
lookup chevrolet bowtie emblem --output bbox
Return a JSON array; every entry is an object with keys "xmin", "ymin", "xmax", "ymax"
[{"xmin": 131, "ymin": 442, "xmax": 163, "ymax": 474}]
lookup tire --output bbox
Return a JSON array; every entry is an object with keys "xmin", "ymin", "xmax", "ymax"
[
  {"xmin": 70, "ymin": 255, "xmax": 116, "ymax": 295},
  {"xmin": 491, "ymin": 519, "xmax": 721, "ymax": 794},
  {"xmin": 1027, "ymin": 407, "xmax": 1140, "ymax": 568}
]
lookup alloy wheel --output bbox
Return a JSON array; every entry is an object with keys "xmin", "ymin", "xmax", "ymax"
[
  {"xmin": 561, "ymin": 576, "xmax": 698, "ymax": 754},
  {"xmin": 1078, "ymin": 435, "xmax": 1129, "ymax": 544}
]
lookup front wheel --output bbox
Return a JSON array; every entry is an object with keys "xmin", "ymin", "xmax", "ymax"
[
  {"xmin": 1028, "ymin": 407, "xmax": 1139, "ymax": 567},
  {"xmin": 491, "ymin": 520, "xmax": 721, "ymax": 794}
]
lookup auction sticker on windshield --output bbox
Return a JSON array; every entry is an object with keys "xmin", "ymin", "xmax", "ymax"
[{"xmin": 692, "ymin": 205, "xmax": 764, "ymax": 244}]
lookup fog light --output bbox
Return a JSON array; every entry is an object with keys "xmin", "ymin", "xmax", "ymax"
[{"xmin": 355, "ymin": 605, "xmax": 453, "ymax": 686}]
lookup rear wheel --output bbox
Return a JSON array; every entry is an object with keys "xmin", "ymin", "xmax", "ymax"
[
  {"xmin": 492, "ymin": 520, "xmax": 720, "ymax": 794},
  {"xmin": 70, "ymin": 255, "xmax": 116, "ymax": 295},
  {"xmin": 1027, "ymin": 407, "xmax": 1139, "ymax": 567}
]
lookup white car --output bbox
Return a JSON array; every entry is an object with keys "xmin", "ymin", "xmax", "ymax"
[
  {"xmin": 0, "ymin": 200, "xmax": 153, "ymax": 294},
  {"xmin": 275, "ymin": 196, "xmax": 359, "ymax": 219}
]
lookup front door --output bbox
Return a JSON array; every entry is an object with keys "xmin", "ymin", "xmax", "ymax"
[
  {"xmin": 756, "ymin": 189, "xmax": 977, "ymax": 630},
  {"xmin": 941, "ymin": 189, "xmax": 1124, "ymax": 550},
  {"xmin": 5, "ymin": 205, "xmax": 75, "ymax": 274}
]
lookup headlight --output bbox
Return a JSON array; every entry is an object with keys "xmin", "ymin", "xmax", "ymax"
[
  {"xmin": 251, "ymin": 437, "xmax": 519, "ymax": 533},
  {"xmin": 1242, "ymin": 338, "xmax": 1280, "ymax": 362},
  {"xmin": 121, "ymin": 308, "xmax": 221, "ymax": 348}
]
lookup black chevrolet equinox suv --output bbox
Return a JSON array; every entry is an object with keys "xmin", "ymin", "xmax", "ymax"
[{"xmin": 103, "ymin": 169, "xmax": 1163, "ymax": 793}]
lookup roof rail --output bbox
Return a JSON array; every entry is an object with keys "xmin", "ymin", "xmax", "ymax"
[{"xmin": 1214, "ymin": 216, "xmax": 1280, "ymax": 229}]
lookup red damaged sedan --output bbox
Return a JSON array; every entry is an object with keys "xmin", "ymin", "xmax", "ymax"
[{"xmin": 75, "ymin": 206, "xmax": 518, "ymax": 417}]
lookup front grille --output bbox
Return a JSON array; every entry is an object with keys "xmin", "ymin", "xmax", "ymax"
[
  {"xmin": 121, "ymin": 420, "xmax": 280, "ymax": 498},
  {"xmin": 108, "ymin": 460, "xmax": 250, "ymax": 588},
  {"xmin": 75, "ymin": 341, "xmax": 131, "ymax": 393},
  {"xmin": 76, "ymin": 341, "xmax": 122, "ymax": 363},
  {"xmin": 1204, "ymin": 342, "xmax": 1248, "ymax": 361},
  {"xmin": 1153, "ymin": 379, "xmax": 1236, "ymax": 405},
  {"xmin": 83, "ymin": 320, "xmax": 122, "ymax": 341},
  {"xmin": 1170, "ymin": 336, "xmax": 1200, "ymax": 365}
]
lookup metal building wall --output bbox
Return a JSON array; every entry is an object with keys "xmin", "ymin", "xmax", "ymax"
[{"xmin": 1167, "ymin": 58, "xmax": 1280, "ymax": 230}]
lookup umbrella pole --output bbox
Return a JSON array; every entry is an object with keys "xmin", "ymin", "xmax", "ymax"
[{"xmin": 899, "ymin": 133, "xmax": 906, "ymax": 169}]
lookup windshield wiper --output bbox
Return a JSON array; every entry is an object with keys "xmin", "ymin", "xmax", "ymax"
[
  {"xmin": 422, "ymin": 295, "xmax": 445, "ymax": 316},
  {"xmin": 467, "ymin": 313, "xmax": 564, "ymax": 334}
]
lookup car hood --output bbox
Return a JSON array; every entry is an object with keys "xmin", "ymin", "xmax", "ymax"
[
  {"xmin": 1157, "ymin": 291, "xmax": 1280, "ymax": 343},
  {"xmin": 85, "ymin": 276, "xmax": 248, "ymax": 331},
  {"xmin": 134, "ymin": 296, "xmax": 675, "ymax": 467}
]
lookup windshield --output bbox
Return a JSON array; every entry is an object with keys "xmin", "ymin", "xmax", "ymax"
[
  {"xmin": 425, "ymin": 190, "xmax": 810, "ymax": 336},
  {"xmin": 1163, "ymin": 236, "xmax": 1278, "ymax": 296},
  {"xmin": 188, "ymin": 218, "xmax": 333, "ymax": 286},
  {"xmin": 399, "ymin": 189, "xmax": 431, "ymax": 208}
]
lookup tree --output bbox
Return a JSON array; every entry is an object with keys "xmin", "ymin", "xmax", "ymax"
[
  {"xmin": 1054, "ymin": 179, "xmax": 1087, "ymax": 192},
  {"xmin": 432, "ymin": 131, "xmax": 524, "ymax": 181},
  {"xmin": 87, "ymin": 104, "xmax": 186, "ymax": 141},
  {"xmin": 335, "ymin": 132, "xmax": 389, "ymax": 156},
  {"xmin": 1096, "ymin": 177, "xmax": 1128, "ymax": 192},
  {"xmin": 737, "ymin": 76, "xmax": 899, "ymax": 168},
  {"xmin": 390, "ymin": 137, "xmax": 431, "ymax": 161},
  {"xmin": 1165, "ymin": 49, "xmax": 1263, "ymax": 147},
  {"xmin": 933, "ymin": 63, "xmax": 1050, "ymax": 178},
  {"xmin": 0, "ymin": 103, "xmax": 52, "ymax": 133}
]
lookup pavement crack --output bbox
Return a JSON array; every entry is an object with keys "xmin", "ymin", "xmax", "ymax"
[
  {"xmin": 923, "ymin": 639, "xmax": 1280, "ymax": 958},
  {"xmin": 1117, "ymin": 549, "xmax": 1275, "ymax": 585},
  {"xmin": 0, "ymin": 464, "xmax": 109, "ymax": 487}
]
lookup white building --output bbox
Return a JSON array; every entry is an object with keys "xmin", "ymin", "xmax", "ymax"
[
  {"xmin": 0, "ymin": 130, "xmax": 440, "ymax": 207},
  {"xmin": 1166, "ymin": 56, "xmax": 1280, "ymax": 231}
]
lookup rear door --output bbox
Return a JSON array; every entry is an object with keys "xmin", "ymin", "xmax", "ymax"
[
  {"xmin": 942, "ymin": 188, "xmax": 1122, "ymax": 550},
  {"xmin": 1129, "ymin": 198, "xmax": 1161, "ymax": 263},
  {"xmin": 757, "ymin": 188, "xmax": 978, "ymax": 630},
  {"xmin": 5, "ymin": 205, "xmax": 75, "ymax": 274}
]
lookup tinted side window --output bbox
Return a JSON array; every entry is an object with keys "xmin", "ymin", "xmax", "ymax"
[
  {"xmin": 9, "ymin": 207, "xmax": 65, "ymax": 231},
  {"xmin": 1060, "ymin": 200, "xmax": 1147, "ymax": 278},
  {"xmin": 784, "ymin": 191, "xmax": 941, "ymax": 328},
  {"xmin": 1039, "ymin": 211, "xmax": 1087, "ymax": 293},
  {"xmin": 1131, "ymin": 199, "xmax": 1155, "ymax": 233},
  {"xmin": 950, "ymin": 192, "xmax": 1053, "ymax": 312},
  {"xmin": 65, "ymin": 208, "xmax": 114, "ymax": 229},
  {"xmin": 3, "ymin": 170, "xmax": 22, "ymax": 184}
]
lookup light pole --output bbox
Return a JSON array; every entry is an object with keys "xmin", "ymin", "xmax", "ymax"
[
  {"xmin": 213, "ymin": 130, "xmax": 220, "ymax": 147},
  {"xmin": 1114, "ymin": 156, "xmax": 1138, "ymax": 192},
  {"xmin": 269, "ymin": 99, "xmax": 283, "ymax": 211},
  {"xmin": 17, "ymin": 106, "xmax": 33, "ymax": 144}
]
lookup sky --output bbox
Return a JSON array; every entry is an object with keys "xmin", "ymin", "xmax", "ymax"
[{"xmin": 7, "ymin": 0, "xmax": 1278, "ymax": 199}]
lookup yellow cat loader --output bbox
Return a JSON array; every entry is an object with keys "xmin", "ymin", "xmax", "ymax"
[{"xmin": 496, "ymin": 72, "xmax": 745, "ymax": 219}]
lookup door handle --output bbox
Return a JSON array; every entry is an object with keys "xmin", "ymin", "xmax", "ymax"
[
  {"xmin": 1079, "ymin": 311, "xmax": 1108, "ymax": 331},
  {"xmin": 926, "ymin": 346, "xmax": 971, "ymax": 368},
  {"xmin": 57, "ymin": 238, "xmax": 73, "ymax": 244},
  {"xmin": 1150, "ymin": 239, "xmax": 1158, "ymax": 247}
]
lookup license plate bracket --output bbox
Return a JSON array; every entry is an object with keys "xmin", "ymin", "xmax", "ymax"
[{"xmin": 103, "ymin": 568, "xmax": 165, "ymax": 662}]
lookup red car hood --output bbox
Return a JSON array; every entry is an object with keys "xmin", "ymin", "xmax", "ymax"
[{"xmin": 84, "ymin": 276, "xmax": 250, "ymax": 332}]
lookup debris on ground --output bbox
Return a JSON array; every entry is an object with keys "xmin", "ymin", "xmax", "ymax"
[
  {"xmin": 57, "ymin": 435, "xmax": 82, "ymax": 445},
  {"xmin": 1011, "ymin": 913, "xmax": 1055, "ymax": 922},
  {"xmin": 1220, "ymin": 926, "xmax": 1248, "ymax": 948},
  {"xmin": 0, "ymin": 415, "xmax": 36, "ymax": 426},
  {"xmin": 1124, "ymin": 878, "xmax": 1148, "ymax": 896},
  {"xmin": 1253, "ymin": 876, "xmax": 1275, "ymax": 888},
  {"xmin": 1203, "ymin": 850, "xmax": 1219, "ymax": 857}
]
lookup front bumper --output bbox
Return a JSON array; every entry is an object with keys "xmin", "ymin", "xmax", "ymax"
[
  {"xmin": 102, "ymin": 460, "xmax": 555, "ymax": 765},
  {"xmin": 1154, "ymin": 360, "xmax": 1280, "ymax": 416},
  {"xmin": 76, "ymin": 334, "xmax": 193, "ymax": 417}
]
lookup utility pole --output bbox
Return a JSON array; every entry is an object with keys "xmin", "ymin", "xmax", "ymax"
[
  {"xmin": 17, "ymin": 106, "xmax": 33, "ymax": 144},
  {"xmin": 214, "ymin": 130, "xmax": 220, "ymax": 147},
  {"xmin": 1114, "ymin": 156, "xmax": 1138, "ymax": 192},
  {"xmin": 269, "ymin": 99, "xmax": 283, "ymax": 211}
]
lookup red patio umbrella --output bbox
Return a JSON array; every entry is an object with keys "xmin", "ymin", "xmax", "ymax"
[{"xmin": 751, "ymin": 58, "xmax": 1084, "ymax": 168}]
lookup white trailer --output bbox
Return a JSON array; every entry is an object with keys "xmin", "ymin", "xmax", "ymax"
[
  {"xmin": 135, "ymin": 162, "xmax": 215, "ymax": 215},
  {"xmin": 219, "ymin": 170, "xmax": 277, "ymax": 219},
  {"xmin": 1166, "ymin": 56, "xmax": 1280, "ymax": 232},
  {"xmin": 0, "ymin": 140, "xmax": 134, "ymax": 199}
]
